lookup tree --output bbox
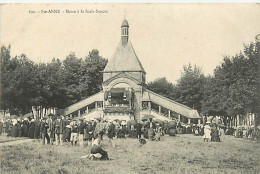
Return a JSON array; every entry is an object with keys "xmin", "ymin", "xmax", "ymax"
[
  {"xmin": 147, "ymin": 77, "xmax": 176, "ymax": 100},
  {"xmin": 1, "ymin": 48, "xmax": 38, "ymax": 115},
  {"xmin": 63, "ymin": 52, "xmax": 83, "ymax": 104},
  {"xmin": 83, "ymin": 49, "xmax": 108, "ymax": 96},
  {"xmin": 1, "ymin": 46, "xmax": 108, "ymax": 115},
  {"xmin": 175, "ymin": 64, "xmax": 206, "ymax": 113},
  {"xmin": 201, "ymin": 35, "xmax": 259, "ymax": 126}
]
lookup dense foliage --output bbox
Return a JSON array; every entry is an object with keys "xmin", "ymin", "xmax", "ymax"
[
  {"xmin": 0, "ymin": 47, "xmax": 107, "ymax": 115},
  {"xmin": 148, "ymin": 35, "xmax": 259, "ymax": 118}
]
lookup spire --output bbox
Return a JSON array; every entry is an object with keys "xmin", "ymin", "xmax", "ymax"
[
  {"xmin": 103, "ymin": 19, "xmax": 146, "ymax": 73},
  {"xmin": 121, "ymin": 19, "xmax": 129, "ymax": 47}
]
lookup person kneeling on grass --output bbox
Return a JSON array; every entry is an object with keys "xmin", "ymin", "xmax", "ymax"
[{"xmin": 90, "ymin": 139, "xmax": 109, "ymax": 160}]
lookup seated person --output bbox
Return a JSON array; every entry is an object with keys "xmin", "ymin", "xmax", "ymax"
[
  {"xmin": 90, "ymin": 139, "xmax": 109, "ymax": 160},
  {"xmin": 117, "ymin": 126, "xmax": 125, "ymax": 138}
]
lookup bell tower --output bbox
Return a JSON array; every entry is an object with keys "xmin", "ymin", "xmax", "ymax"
[{"xmin": 121, "ymin": 19, "xmax": 129, "ymax": 46}]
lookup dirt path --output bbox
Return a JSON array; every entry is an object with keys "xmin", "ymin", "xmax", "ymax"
[{"xmin": 0, "ymin": 139, "xmax": 34, "ymax": 146}]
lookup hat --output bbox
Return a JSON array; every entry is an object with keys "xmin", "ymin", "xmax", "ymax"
[
  {"xmin": 31, "ymin": 119, "xmax": 35, "ymax": 122},
  {"xmin": 206, "ymin": 121, "xmax": 211, "ymax": 124}
]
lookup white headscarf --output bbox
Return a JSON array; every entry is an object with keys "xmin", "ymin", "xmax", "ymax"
[{"xmin": 92, "ymin": 139, "xmax": 100, "ymax": 146}]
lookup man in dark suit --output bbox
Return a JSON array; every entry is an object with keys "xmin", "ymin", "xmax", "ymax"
[
  {"xmin": 107, "ymin": 121, "xmax": 116, "ymax": 147},
  {"xmin": 41, "ymin": 119, "xmax": 50, "ymax": 145},
  {"xmin": 136, "ymin": 120, "xmax": 142, "ymax": 139}
]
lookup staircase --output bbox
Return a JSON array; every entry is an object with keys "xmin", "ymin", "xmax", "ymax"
[
  {"xmin": 140, "ymin": 109, "xmax": 171, "ymax": 121},
  {"xmin": 80, "ymin": 109, "xmax": 103, "ymax": 121}
]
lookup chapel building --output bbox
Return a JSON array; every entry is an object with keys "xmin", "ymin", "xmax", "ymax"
[{"xmin": 63, "ymin": 19, "xmax": 201, "ymax": 124}]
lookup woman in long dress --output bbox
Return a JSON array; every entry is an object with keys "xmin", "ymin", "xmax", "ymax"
[
  {"xmin": 11, "ymin": 120, "xmax": 19, "ymax": 137},
  {"xmin": 203, "ymin": 121, "xmax": 211, "ymax": 142},
  {"xmin": 22, "ymin": 118, "xmax": 29, "ymax": 137},
  {"xmin": 28, "ymin": 120, "xmax": 35, "ymax": 139}
]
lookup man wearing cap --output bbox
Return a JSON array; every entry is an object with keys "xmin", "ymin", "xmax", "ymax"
[{"xmin": 54, "ymin": 117, "xmax": 63, "ymax": 146}]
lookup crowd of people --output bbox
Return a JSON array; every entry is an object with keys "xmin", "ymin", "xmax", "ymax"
[
  {"xmin": 0, "ymin": 115, "xmax": 258, "ymax": 160},
  {"xmin": 0, "ymin": 115, "xmax": 168, "ymax": 146}
]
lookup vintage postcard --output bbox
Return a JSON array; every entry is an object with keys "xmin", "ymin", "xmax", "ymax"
[{"xmin": 0, "ymin": 3, "xmax": 259, "ymax": 174}]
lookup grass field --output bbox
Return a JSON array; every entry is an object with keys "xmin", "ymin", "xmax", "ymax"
[
  {"xmin": 0, "ymin": 134, "xmax": 28, "ymax": 143},
  {"xmin": 1, "ymin": 134, "xmax": 259, "ymax": 174}
]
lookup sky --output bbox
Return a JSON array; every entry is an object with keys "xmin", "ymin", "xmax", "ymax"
[{"xmin": 0, "ymin": 3, "xmax": 259, "ymax": 84}]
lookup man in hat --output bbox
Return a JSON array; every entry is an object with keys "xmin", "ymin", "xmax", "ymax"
[
  {"xmin": 211, "ymin": 123, "xmax": 220, "ymax": 142},
  {"xmin": 107, "ymin": 121, "xmax": 116, "ymax": 147},
  {"xmin": 70, "ymin": 119, "xmax": 78, "ymax": 146},
  {"xmin": 136, "ymin": 120, "xmax": 142, "ymax": 139},
  {"xmin": 54, "ymin": 117, "xmax": 63, "ymax": 146},
  {"xmin": 78, "ymin": 118, "xmax": 85, "ymax": 147},
  {"xmin": 94, "ymin": 119, "xmax": 104, "ymax": 140},
  {"xmin": 61, "ymin": 116, "xmax": 67, "ymax": 142},
  {"xmin": 85, "ymin": 121, "xmax": 94, "ymax": 146},
  {"xmin": 46, "ymin": 116, "xmax": 54, "ymax": 145},
  {"xmin": 41, "ymin": 119, "xmax": 50, "ymax": 145},
  {"xmin": 64, "ymin": 118, "xmax": 72, "ymax": 142}
]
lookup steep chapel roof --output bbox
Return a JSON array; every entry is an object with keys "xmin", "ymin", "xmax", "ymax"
[
  {"xmin": 103, "ymin": 19, "xmax": 145, "ymax": 73},
  {"xmin": 103, "ymin": 39, "xmax": 145, "ymax": 73}
]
